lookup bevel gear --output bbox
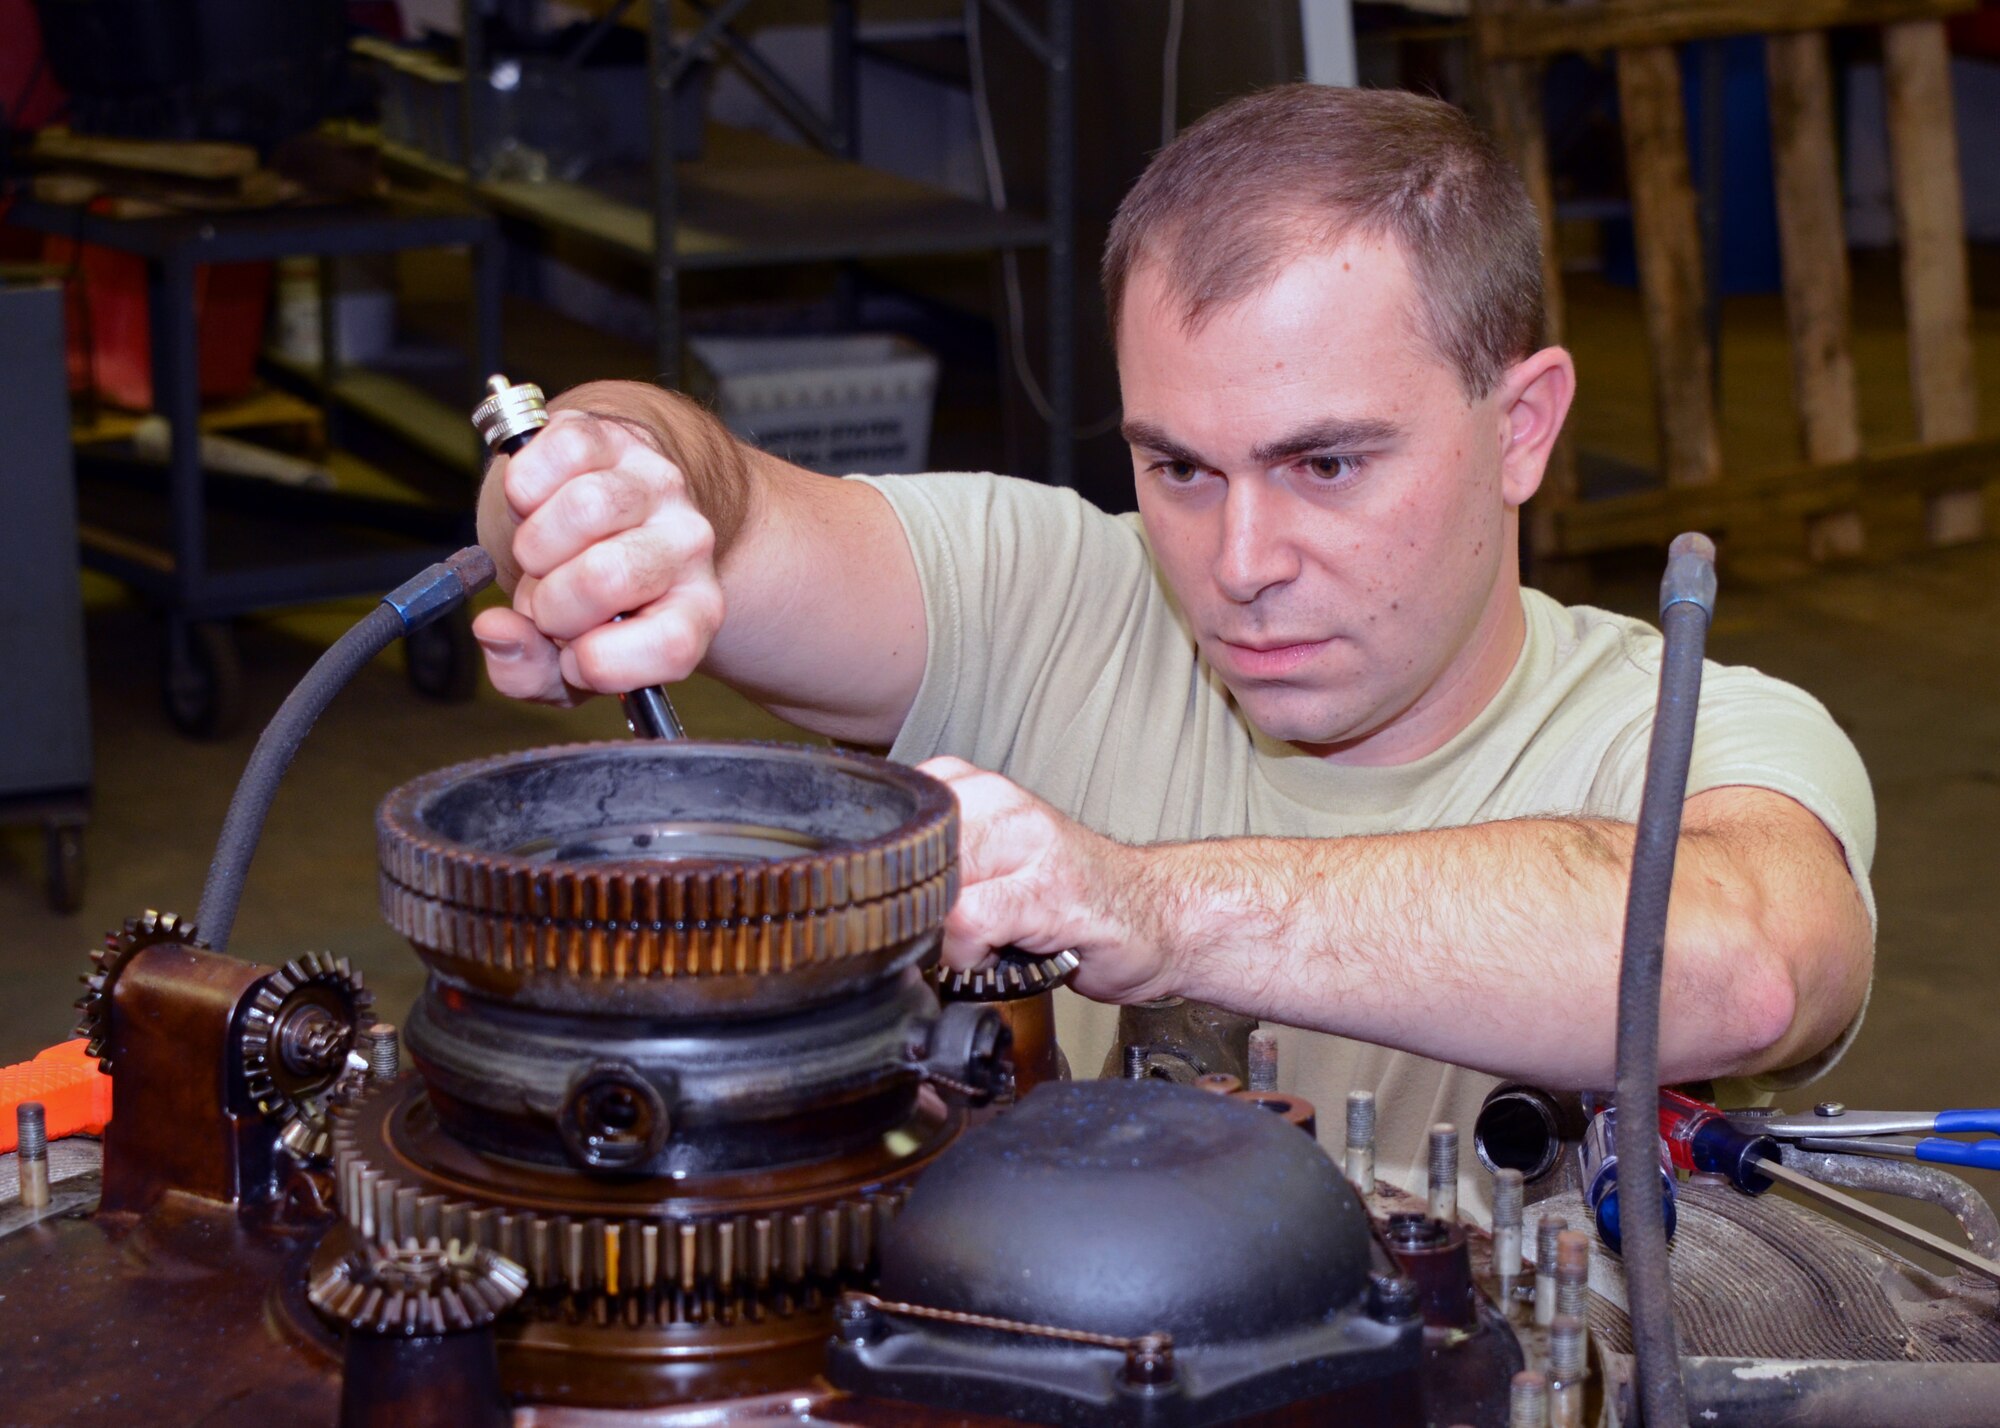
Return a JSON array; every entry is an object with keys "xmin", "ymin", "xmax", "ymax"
[
  {"xmin": 74, "ymin": 910, "xmax": 204, "ymax": 1072},
  {"xmin": 309, "ymin": 1236, "xmax": 528, "ymax": 1337},
  {"xmin": 934, "ymin": 948, "xmax": 1080, "ymax": 1003},
  {"xmin": 239, "ymin": 951, "xmax": 374, "ymax": 1154}
]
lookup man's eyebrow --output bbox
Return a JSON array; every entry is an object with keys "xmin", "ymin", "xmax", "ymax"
[
  {"xmin": 1250, "ymin": 417, "xmax": 1403, "ymax": 464},
  {"xmin": 1120, "ymin": 420, "xmax": 1211, "ymax": 469}
]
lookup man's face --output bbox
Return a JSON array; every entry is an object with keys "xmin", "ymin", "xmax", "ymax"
[{"xmin": 1119, "ymin": 237, "xmax": 1518, "ymax": 754}]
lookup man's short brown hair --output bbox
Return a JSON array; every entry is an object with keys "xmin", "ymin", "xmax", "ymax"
[{"xmin": 1102, "ymin": 84, "xmax": 1545, "ymax": 400}]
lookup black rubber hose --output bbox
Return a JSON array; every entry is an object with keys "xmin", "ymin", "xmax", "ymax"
[
  {"xmin": 1616, "ymin": 531, "xmax": 1717, "ymax": 1428},
  {"xmin": 195, "ymin": 546, "xmax": 496, "ymax": 954}
]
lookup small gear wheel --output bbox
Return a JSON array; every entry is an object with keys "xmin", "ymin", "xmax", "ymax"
[
  {"xmin": 239, "ymin": 952, "xmax": 374, "ymax": 1145},
  {"xmin": 309, "ymin": 1236, "xmax": 527, "ymax": 1337},
  {"xmin": 933, "ymin": 947, "xmax": 1080, "ymax": 1003},
  {"xmin": 74, "ymin": 910, "xmax": 204, "ymax": 1072}
]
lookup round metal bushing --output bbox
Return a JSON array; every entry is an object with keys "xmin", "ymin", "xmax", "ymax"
[
  {"xmin": 557, "ymin": 1062, "xmax": 672, "ymax": 1172},
  {"xmin": 376, "ymin": 742, "xmax": 958, "ymax": 1017},
  {"xmin": 403, "ymin": 968, "xmax": 938, "ymax": 1175}
]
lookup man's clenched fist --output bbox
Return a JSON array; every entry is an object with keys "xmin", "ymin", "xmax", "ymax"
[
  {"xmin": 919, "ymin": 756, "xmax": 1172, "ymax": 1004},
  {"xmin": 474, "ymin": 409, "xmax": 725, "ymax": 705}
]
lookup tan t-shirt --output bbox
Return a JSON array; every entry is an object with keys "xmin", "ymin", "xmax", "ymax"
[{"xmin": 851, "ymin": 471, "xmax": 1876, "ymax": 1217}]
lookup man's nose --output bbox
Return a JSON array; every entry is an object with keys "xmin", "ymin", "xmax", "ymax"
[{"xmin": 1214, "ymin": 478, "xmax": 1301, "ymax": 603}]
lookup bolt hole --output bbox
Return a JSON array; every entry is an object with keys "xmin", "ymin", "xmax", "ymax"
[{"xmin": 593, "ymin": 1087, "xmax": 643, "ymax": 1134}]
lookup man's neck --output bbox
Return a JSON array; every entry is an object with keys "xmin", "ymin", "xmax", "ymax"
[{"xmin": 1297, "ymin": 567, "xmax": 1530, "ymax": 768}]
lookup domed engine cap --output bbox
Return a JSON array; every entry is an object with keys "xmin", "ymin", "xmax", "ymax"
[{"xmin": 830, "ymin": 1080, "xmax": 1424, "ymax": 1426}]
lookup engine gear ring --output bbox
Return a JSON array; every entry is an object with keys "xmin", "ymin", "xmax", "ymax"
[
  {"xmin": 331, "ymin": 1075, "xmax": 961, "ymax": 1321},
  {"xmin": 934, "ymin": 948, "xmax": 1081, "ymax": 1003},
  {"xmin": 239, "ymin": 951, "xmax": 374, "ymax": 1139},
  {"xmin": 73, "ymin": 910, "xmax": 204, "ymax": 1072},
  {"xmin": 375, "ymin": 742, "xmax": 958, "ymax": 1017}
]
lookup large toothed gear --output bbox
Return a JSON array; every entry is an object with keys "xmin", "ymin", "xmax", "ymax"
[
  {"xmin": 331, "ymin": 1076, "xmax": 958, "ymax": 1322},
  {"xmin": 239, "ymin": 951, "xmax": 374, "ymax": 1156},
  {"xmin": 309, "ymin": 1236, "xmax": 528, "ymax": 1337},
  {"xmin": 74, "ymin": 910, "xmax": 204, "ymax": 1072},
  {"xmin": 934, "ymin": 948, "xmax": 1080, "ymax": 1003}
]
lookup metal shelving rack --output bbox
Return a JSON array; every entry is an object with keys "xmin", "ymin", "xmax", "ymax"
[{"xmin": 444, "ymin": 0, "xmax": 1075, "ymax": 485}]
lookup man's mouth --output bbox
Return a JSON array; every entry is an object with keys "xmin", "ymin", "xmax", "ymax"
[{"xmin": 1214, "ymin": 637, "xmax": 1331, "ymax": 678}]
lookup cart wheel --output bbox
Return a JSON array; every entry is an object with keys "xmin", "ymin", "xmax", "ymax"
[
  {"xmin": 44, "ymin": 822, "xmax": 85, "ymax": 915},
  {"xmin": 404, "ymin": 607, "xmax": 480, "ymax": 703},
  {"xmin": 163, "ymin": 621, "xmax": 245, "ymax": 740}
]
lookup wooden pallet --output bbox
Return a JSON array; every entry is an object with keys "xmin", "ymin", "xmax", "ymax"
[{"xmin": 1475, "ymin": 0, "xmax": 1986, "ymax": 568}]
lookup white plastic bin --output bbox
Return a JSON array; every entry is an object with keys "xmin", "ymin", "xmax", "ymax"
[{"xmin": 688, "ymin": 334, "xmax": 940, "ymax": 475}]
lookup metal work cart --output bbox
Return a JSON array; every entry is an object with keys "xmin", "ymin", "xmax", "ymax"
[
  {"xmin": 375, "ymin": 0, "xmax": 1076, "ymax": 485},
  {"xmin": 7, "ymin": 196, "xmax": 501, "ymax": 739}
]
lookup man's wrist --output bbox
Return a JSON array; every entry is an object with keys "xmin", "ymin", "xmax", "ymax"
[
  {"xmin": 1094, "ymin": 838, "xmax": 1215, "ymax": 1004},
  {"xmin": 549, "ymin": 380, "xmax": 756, "ymax": 562}
]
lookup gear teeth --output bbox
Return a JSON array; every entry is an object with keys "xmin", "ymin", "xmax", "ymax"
[
  {"xmin": 373, "ymin": 742, "xmax": 958, "ymax": 1000},
  {"xmin": 331, "ymin": 1085, "xmax": 919, "ymax": 1320},
  {"xmin": 934, "ymin": 947, "xmax": 1080, "ymax": 1003},
  {"xmin": 309, "ymin": 1236, "xmax": 528, "ymax": 1337},
  {"xmin": 73, "ymin": 910, "xmax": 204, "ymax": 1071},
  {"xmin": 239, "ymin": 952, "xmax": 374, "ymax": 1152}
]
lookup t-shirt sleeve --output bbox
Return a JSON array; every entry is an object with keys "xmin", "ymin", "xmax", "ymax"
[
  {"xmin": 846, "ymin": 472, "xmax": 1160, "ymax": 776},
  {"xmin": 1591, "ymin": 662, "xmax": 1877, "ymax": 1095}
]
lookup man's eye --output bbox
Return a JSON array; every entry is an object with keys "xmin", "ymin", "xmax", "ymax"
[
  {"xmin": 1302, "ymin": 454, "xmax": 1364, "ymax": 482},
  {"xmin": 1155, "ymin": 460, "xmax": 1202, "ymax": 483}
]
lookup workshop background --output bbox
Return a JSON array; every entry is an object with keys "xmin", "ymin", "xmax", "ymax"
[{"xmin": 2, "ymin": 0, "xmax": 2000, "ymax": 1249}]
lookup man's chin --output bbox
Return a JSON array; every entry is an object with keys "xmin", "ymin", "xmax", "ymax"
[{"xmin": 1229, "ymin": 688, "xmax": 1368, "ymax": 750}]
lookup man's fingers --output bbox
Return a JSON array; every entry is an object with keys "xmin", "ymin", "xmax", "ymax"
[
  {"xmin": 501, "ymin": 411, "xmax": 640, "ymax": 520},
  {"xmin": 523, "ymin": 519, "xmax": 717, "ymax": 642},
  {"xmin": 513, "ymin": 461, "xmax": 679, "ymax": 579},
  {"xmin": 557, "ymin": 577, "xmax": 726, "ymax": 692},
  {"xmin": 472, "ymin": 606, "xmax": 576, "ymax": 705},
  {"xmin": 941, "ymin": 880, "xmax": 1034, "ymax": 970}
]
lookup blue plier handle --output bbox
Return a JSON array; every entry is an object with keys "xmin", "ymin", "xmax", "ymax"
[
  {"xmin": 1791, "ymin": 1133, "xmax": 2000, "ymax": 1173},
  {"xmin": 1752, "ymin": 1106, "xmax": 2000, "ymax": 1173}
]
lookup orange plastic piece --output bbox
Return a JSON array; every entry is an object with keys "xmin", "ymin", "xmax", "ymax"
[{"xmin": 0, "ymin": 1039, "xmax": 113, "ymax": 1152}]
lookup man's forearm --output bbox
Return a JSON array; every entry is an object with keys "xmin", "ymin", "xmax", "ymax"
[{"xmin": 1122, "ymin": 798, "xmax": 1871, "ymax": 1088}]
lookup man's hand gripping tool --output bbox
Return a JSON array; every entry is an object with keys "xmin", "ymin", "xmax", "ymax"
[{"xmin": 472, "ymin": 375, "xmax": 686, "ymax": 740}]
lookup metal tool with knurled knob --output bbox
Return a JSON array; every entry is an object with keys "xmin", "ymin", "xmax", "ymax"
[{"xmin": 472, "ymin": 375, "xmax": 687, "ymax": 740}]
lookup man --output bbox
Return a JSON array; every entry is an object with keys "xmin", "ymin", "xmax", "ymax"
[{"xmin": 473, "ymin": 85, "xmax": 1875, "ymax": 1208}]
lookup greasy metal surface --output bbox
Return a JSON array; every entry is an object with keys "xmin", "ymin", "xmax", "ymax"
[
  {"xmin": 73, "ymin": 909, "xmax": 203, "ymax": 1071},
  {"xmin": 1384, "ymin": 1214, "xmax": 1478, "ymax": 1330},
  {"xmin": 1679, "ymin": 1356, "xmax": 2000, "ymax": 1428},
  {"xmin": 1756, "ymin": 1156, "xmax": 2000, "ymax": 1284},
  {"xmin": 1536, "ymin": 1179, "xmax": 2000, "ymax": 1362},
  {"xmin": 0, "ymin": 1198, "xmax": 339, "ymax": 1424},
  {"xmin": 1103, "ymin": 997, "xmax": 1257, "ymax": 1084},
  {"xmin": 992, "ymin": 992, "xmax": 1066, "ymax": 1098},
  {"xmin": 376, "ymin": 742, "xmax": 957, "ymax": 1016},
  {"xmin": 1787, "ymin": 1147, "xmax": 2000, "ymax": 1258},
  {"xmin": 343, "ymin": 1331, "xmax": 512, "ymax": 1428},
  {"xmin": 98, "ymin": 938, "xmax": 275, "ymax": 1214},
  {"xmin": 403, "ymin": 971, "xmax": 938, "ymax": 1175},
  {"xmin": 873, "ymin": 1082, "xmax": 1374, "ymax": 1340}
]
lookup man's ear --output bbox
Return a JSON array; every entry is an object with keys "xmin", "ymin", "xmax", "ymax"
[{"xmin": 1496, "ymin": 347, "xmax": 1576, "ymax": 509}]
